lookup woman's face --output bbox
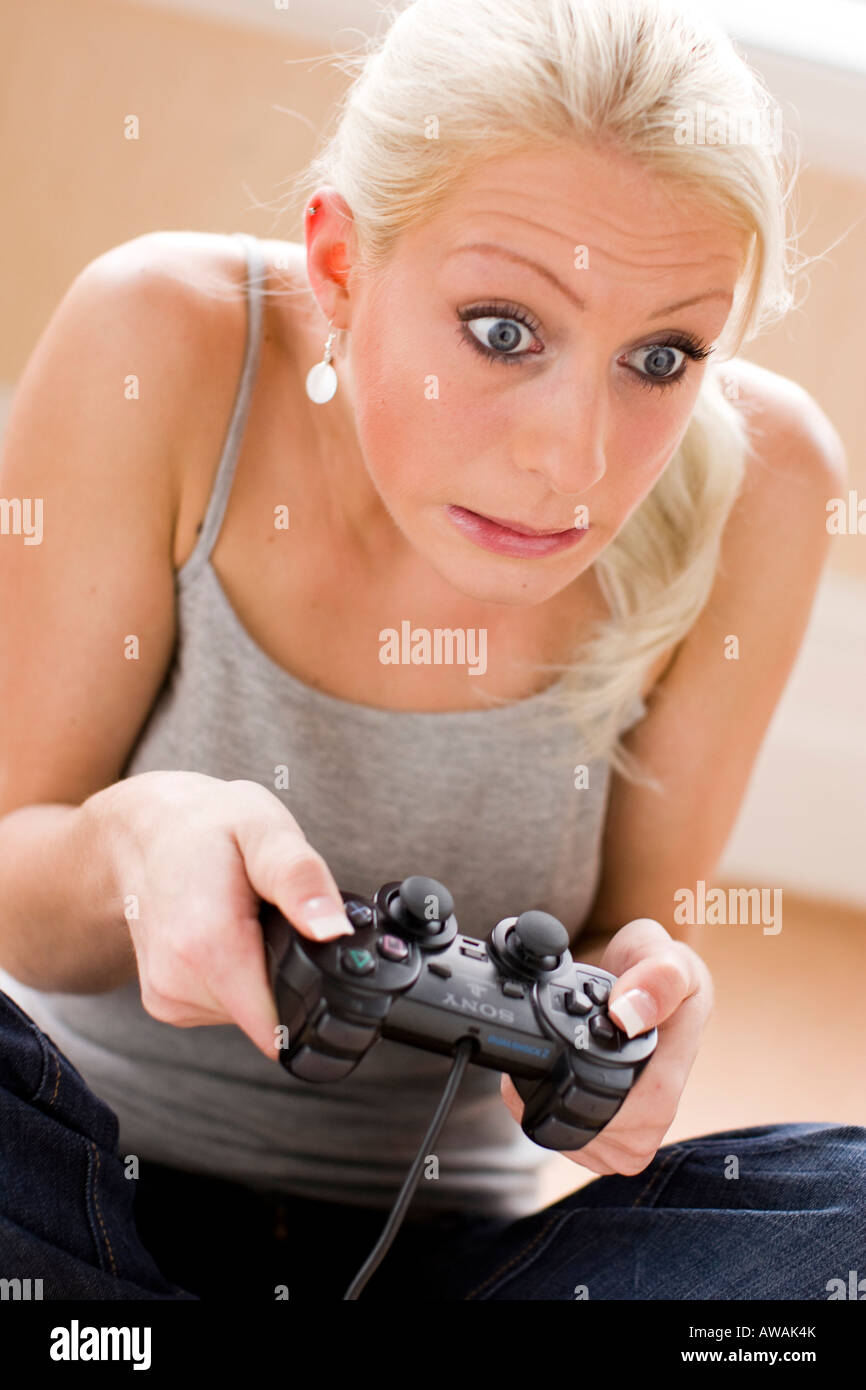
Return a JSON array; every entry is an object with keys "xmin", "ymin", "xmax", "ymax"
[{"xmin": 308, "ymin": 141, "xmax": 745, "ymax": 608}]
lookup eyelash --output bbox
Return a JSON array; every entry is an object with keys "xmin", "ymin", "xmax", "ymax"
[{"xmin": 455, "ymin": 300, "xmax": 714, "ymax": 392}]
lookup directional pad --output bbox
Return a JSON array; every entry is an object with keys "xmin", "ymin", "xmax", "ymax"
[
  {"xmin": 564, "ymin": 988, "xmax": 593, "ymax": 1016},
  {"xmin": 585, "ymin": 977, "xmax": 611, "ymax": 1006},
  {"xmin": 589, "ymin": 1012, "xmax": 618, "ymax": 1046}
]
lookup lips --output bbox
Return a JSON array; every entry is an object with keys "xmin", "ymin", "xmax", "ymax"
[
  {"xmin": 445, "ymin": 505, "xmax": 589, "ymax": 558},
  {"xmin": 466, "ymin": 509, "xmax": 576, "ymax": 537}
]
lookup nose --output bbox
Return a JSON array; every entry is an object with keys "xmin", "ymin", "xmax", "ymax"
[{"xmin": 511, "ymin": 373, "xmax": 607, "ymax": 496}]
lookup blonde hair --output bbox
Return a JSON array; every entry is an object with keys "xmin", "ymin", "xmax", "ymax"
[{"xmin": 275, "ymin": 0, "xmax": 806, "ymax": 789}]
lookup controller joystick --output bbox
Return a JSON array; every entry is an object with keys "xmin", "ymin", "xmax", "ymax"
[
  {"xmin": 382, "ymin": 875, "xmax": 455, "ymax": 939},
  {"xmin": 491, "ymin": 909, "xmax": 570, "ymax": 978},
  {"xmin": 262, "ymin": 874, "xmax": 658, "ymax": 1152}
]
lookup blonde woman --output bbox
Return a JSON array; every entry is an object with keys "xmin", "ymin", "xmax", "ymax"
[{"xmin": 0, "ymin": 0, "xmax": 862, "ymax": 1301}]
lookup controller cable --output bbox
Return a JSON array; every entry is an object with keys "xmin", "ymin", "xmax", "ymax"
[{"xmin": 343, "ymin": 1037, "xmax": 476, "ymax": 1300}]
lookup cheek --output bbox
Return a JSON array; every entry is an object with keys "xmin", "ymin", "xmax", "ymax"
[
  {"xmin": 349, "ymin": 336, "xmax": 421, "ymax": 493},
  {"xmin": 620, "ymin": 387, "xmax": 698, "ymax": 473},
  {"xmin": 349, "ymin": 330, "xmax": 495, "ymax": 499},
  {"xmin": 605, "ymin": 394, "xmax": 695, "ymax": 515}
]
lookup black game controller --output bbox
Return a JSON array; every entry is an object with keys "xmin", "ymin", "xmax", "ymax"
[{"xmin": 262, "ymin": 875, "xmax": 658, "ymax": 1152}]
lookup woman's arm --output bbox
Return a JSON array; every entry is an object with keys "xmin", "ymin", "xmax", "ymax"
[
  {"xmin": 0, "ymin": 238, "xmax": 204, "ymax": 989},
  {"xmin": 578, "ymin": 361, "xmax": 848, "ymax": 962}
]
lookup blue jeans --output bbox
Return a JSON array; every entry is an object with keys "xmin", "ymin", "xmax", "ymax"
[{"xmin": 1, "ymin": 987, "xmax": 863, "ymax": 1301}]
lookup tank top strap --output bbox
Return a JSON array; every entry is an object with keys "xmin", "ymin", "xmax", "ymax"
[{"xmin": 178, "ymin": 230, "xmax": 267, "ymax": 585}]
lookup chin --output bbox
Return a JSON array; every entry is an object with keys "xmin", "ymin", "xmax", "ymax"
[{"xmin": 427, "ymin": 553, "xmax": 575, "ymax": 608}]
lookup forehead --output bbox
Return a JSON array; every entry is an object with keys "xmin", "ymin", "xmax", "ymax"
[{"xmin": 413, "ymin": 142, "xmax": 747, "ymax": 289}]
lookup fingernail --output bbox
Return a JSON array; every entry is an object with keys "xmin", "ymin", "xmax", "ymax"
[
  {"xmin": 297, "ymin": 896, "xmax": 355, "ymax": 940},
  {"xmin": 609, "ymin": 988, "xmax": 656, "ymax": 1038}
]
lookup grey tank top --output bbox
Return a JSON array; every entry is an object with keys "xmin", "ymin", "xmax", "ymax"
[{"xmin": 9, "ymin": 232, "xmax": 646, "ymax": 1218}]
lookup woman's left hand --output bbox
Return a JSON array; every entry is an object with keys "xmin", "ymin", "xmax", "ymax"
[{"xmin": 500, "ymin": 917, "xmax": 714, "ymax": 1176}]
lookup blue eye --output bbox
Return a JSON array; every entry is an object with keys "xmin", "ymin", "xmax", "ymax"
[
  {"xmin": 622, "ymin": 339, "xmax": 712, "ymax": 391},
  {"xmin": 456, "ymin": 300, "xmax": 714, "ymax": 390},
  {"xmin": 456, "ymin": 300, "xmax": 542, "ymax": 366},
  {"xmin": 464, "ymin": 316, "xmax": 534, "ymax": 357}
]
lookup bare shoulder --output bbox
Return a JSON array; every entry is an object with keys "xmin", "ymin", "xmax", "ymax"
[
  {"xmin": 74, "ymin": 232, "xmax": 249, "ymax": 542},
  {"xmin": 82, "ymin": 229, "xmax": 251, "ymax": 348},
  {"xmin": 84, "ymin": 228, "xmax": 309, "ymax": 387},
  {"xmin": 86, "ymin": 231, "xmax": 311, "ymax": 567},
  {"xmin": 638, "ymin": 356, "xmax": 847, "ymax": 705},
  {"xmin": 636, "ymin": 358, "xmax": 846, "ymax": 702},
  {"xmin": 717, "ymin": 356, "xmax": 847, "ymax": 480},
  {"xmin": 709, "ymin": 356, "xmax": 848, "ymax": 583},
  {"xmin": 102, "ymin": 229, "xmax": 311, "ymax": 339}
]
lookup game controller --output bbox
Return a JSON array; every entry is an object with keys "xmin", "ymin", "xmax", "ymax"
[{"xmin": 262, "ymin": 875, "xmax": 658, "ymax": 1152}]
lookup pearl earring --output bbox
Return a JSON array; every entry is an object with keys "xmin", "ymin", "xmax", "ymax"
[{"xmin": 305, "ymin": 321, "xmax": 338, "ymax": 404}]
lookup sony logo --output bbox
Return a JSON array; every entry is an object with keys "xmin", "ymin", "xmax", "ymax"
[{"xmin": 443, "ymin": 992, "xmax": 515, "ymax": 1024}]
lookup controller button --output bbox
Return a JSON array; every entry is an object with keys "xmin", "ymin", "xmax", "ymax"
[
  {"xmin": 428, "ymin": 960, "xmax": 452, "ymax": 979},
  {"xmin": 564, "ymin": 988, "xmax": 593, "ymax": 1016},
  {"xmin": 589, "ymin": 1013, "xmax": 618, "ymax": 1045},
  {"xmin": 585, "ymin": 978, "xmax": 611, "ymax": 1006},
  {"xmin": 459, "ymin": 944, "xmax": 487, "ymax": 962},
  {"xmin": 341, "ymin": 947, "xmax": 377, "ymax": 976},
  {"xmin": 345, "ymin": 901, "xmax": 374, "ymax": 929},
  {"xmin": 377, "ymin": 934, "xmax": 410, "ymax": 963},
  {"xmin": 315, "ymin": 1012, "xmax": 378, "ymax": 1052},
  {"xmin": 291, "ymin": 1047, "xmax": 357, "ymax": 1082},
  {"xmin": 502, "ymin": 981, "xmax": 525, "ymax": 999},
  {"xmin": 511, "ymin": 911, "xmax": 569, "ymax": 972},
  {"xmin": 391, "ymin": 876, "xmax": 455, "ymax": 935}
]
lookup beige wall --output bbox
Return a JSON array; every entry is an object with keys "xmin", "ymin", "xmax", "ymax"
[
  {"xmin": 2, "ymin": 1, "xmax": 864, "ymax": 588},
  {"xmin": 0, "ymin": 0, "xmax": 346, "ymax": 369}
]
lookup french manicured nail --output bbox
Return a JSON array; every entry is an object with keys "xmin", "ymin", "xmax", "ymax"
[
  {"xmin": 298, "ymin": 896, "xmax": 354, "ymax": 939},
  {"xmin": 609, "ymin": 988, "xmax": 656, "ymax": 1038}
]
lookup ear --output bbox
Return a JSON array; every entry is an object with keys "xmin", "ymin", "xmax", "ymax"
[{"xmin": 304, "ymin": 185, "xmax": 357, "ymax": 326}]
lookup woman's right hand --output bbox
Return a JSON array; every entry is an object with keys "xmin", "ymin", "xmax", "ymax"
[{"xmin": 84, "ymin": 770, "xmax": 355, "ymax": 1062}]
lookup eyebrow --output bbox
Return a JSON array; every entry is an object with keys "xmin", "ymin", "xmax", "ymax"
[{"xmin": 444, "ymin": 241, "xmax": 733, "ymax": 319}]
